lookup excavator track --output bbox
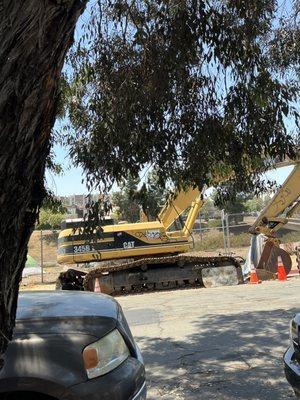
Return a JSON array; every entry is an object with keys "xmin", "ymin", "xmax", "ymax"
[{"xmin": 57, "ymin": 254, "xmax": 244, "ymax": 296}]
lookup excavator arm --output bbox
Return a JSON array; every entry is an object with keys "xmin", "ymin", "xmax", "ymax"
[
  {"xmin": 249, "ymin": 159, "xmax": 300, "ymax": 278},
  {"xmin": 250, "ymin": 160, "xmax": 300, "ymax": 237},
  {"xmin": 157, "ymin": 186, "xmax": 204, "ymax": 240},
  {"xmin": 158, "ymin": 187, "xmax": 202, "ymax": 229}
]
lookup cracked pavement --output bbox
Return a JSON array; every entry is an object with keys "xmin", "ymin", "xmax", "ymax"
[{"xmin": 118, "ymin": 278, "xmax": 300, "ymax": 399}]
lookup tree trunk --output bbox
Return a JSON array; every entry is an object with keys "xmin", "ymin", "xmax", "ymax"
[{"xmin": 0, "ymin": 0, "xmax": 86, "ymax": 363}]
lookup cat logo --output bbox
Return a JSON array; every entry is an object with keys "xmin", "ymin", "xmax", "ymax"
[{"xmin": 123, "ymin": 241, "xmax": 135, "ymax": 249}]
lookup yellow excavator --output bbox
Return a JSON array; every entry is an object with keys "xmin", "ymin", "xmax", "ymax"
[
  {"xmin": 57, "ymin": 187, "xmax": 243, "ymax": 294},
  {"xmin": 249, "ymin": 158, "xmax": 300, "ymax": 279}
]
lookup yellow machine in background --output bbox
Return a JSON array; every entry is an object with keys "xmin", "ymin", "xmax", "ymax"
[
  {"xmin": 58, "ymin": 187, "xmax": 203, "ymax": 264},
  {"xmin": 249, "ymin": 159, "xmax": 300, "ymax": 278},
  {"xmin": 57, "ymin": 187, "xmax": 243, "ymax": 294}
]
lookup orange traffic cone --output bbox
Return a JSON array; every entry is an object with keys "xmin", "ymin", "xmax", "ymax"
[
  {"xmin": 277, "ymin": 256, "xmax": 287, "ymax": 281},
  {"xmin": 249, "ymin": 263, "xmax": 262, "ymax": 284}
]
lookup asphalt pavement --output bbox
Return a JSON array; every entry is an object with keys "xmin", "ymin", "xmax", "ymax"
[{"xmin": 118, "ymin": 278, "xmax": 300, "ymax": 400}]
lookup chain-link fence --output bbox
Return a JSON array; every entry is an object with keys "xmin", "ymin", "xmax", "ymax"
[
  {"xmin": 22, "ymin": 229, "xmax": 61, "ymax": 287},
  {"xmin": 192, "ymin": 211, "xmax": 250, "ymax": 256},
  {"xmin": 192, "ymin": 211, "xmax": 300, "ymax": 257}
]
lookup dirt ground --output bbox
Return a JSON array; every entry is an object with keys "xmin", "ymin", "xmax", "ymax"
[{"xmin": 21, "ymin": 265, "xmax": 60, "ymax": 290}]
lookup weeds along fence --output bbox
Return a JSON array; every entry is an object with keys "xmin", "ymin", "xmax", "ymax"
[
  {"xmin": 24, "ymin": 229, "xmax": 61, "ymax": 284},
  {"xmin": 192, "ymin": 211, "xmax": 256, "ymax": 254},
  {"xmin": 192, "ymin": 211, "xmax": 300, "ymax": 255}
]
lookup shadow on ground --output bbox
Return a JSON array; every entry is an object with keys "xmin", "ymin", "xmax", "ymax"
[{"xmin": 136, "ymin": 308, "xmax": 298, "ymax": 400}]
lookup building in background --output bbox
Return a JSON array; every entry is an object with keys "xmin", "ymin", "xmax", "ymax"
[{"xmin": 57, "ymin": 193, "xmax": 103, "ymax": 218}]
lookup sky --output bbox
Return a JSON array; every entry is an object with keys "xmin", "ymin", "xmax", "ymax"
[{"xmin": 46, "ymin": 144, "xmax": 87, "ymax": 196}]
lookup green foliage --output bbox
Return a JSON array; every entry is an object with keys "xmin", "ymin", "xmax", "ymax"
[
  {"xmin": 62, "ymin": 0, "xmax": 298, "ymax": 199},
  {"xmin": 111, "ymin": 176, "xmax": 140, "ymax": 222},
  {"xmin": 244, "ymin": 196, "xmax": 271, "ymax": 212},
  {"xmin": 201, "ymin": 191, "xmax": 271, "ymax": 226},
  {"xmin": 269, "ymin": 7, "xmax": 300, "ymax": 74},
  {"xmin": 193, "ymin": 231, "xmax": 250, "ymax": 252},
  {"xmin": 112, "ymin": 190, "xmax": 140, "ymax": 223},
  {"xmin": 46, "ymin": 131, "xmax": 64, "ymax": 176},
  {"xmin": 42, "ymin": 190, "xmax": 66, "ymax": 214},
  {"xmin": 37, "ymin": 209, "xmax": 65, "ymax": 230},
  {"xmin": 221, "ymin": 193, "xmax": 249, "ymax": 214},
  {"xmin": 135, "ymin": 170, "xmax": 168, "ymax": 220},
  {"xmin": 112, "ymin": 171, "xmax": 167, "ymax": 222},
  {"xmin": 199, "ymin": 197, "xmax": 219, "ymax": 220},
  {"xmin": 207, "ymin": 219, "xmax": 222, "ymax": 228},
  {"xmin": 201, "ymin": 190, "xmax": 269, "ymax": 219},
  {"xmin": 211, "ymin": 190, "xmax": 250, "ymax": 222}
]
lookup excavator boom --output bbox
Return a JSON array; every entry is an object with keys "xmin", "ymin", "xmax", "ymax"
[
  {"xmin": 249, "ymin": 158, "xmax": 300, "ymax": 278},
  {"xmin": 158, "ymin": 187, "xmax": 201, "ymax": 229},
  {"xmin": 250, "ymin": 161, "xmax": 300, "ymax": 236}
]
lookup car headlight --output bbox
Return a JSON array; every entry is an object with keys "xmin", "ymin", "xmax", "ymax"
[{"xmin": 83, "ymin": 329, "xmax": 130, "ymax": 379}]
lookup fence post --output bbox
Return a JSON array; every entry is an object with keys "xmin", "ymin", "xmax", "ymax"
[
  {"xmin": 225, "ymin": 213, "xmax": 231, "ymax": 254},
  {"xmin": 40, "ymin": 230, "xmax": 44, "ymax": 283},
  {"xmin": 221, "ymin": 210, "xmax": 227, "ymax": 254}
]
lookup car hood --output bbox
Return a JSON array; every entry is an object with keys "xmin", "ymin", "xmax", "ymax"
[
  {"xmin": 15, "ymin": 291, "xmax": 119, "ymax": 337},
  {"xmin": 17, "ymin": 291, "xmax": 119, "ymax": 319}
]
